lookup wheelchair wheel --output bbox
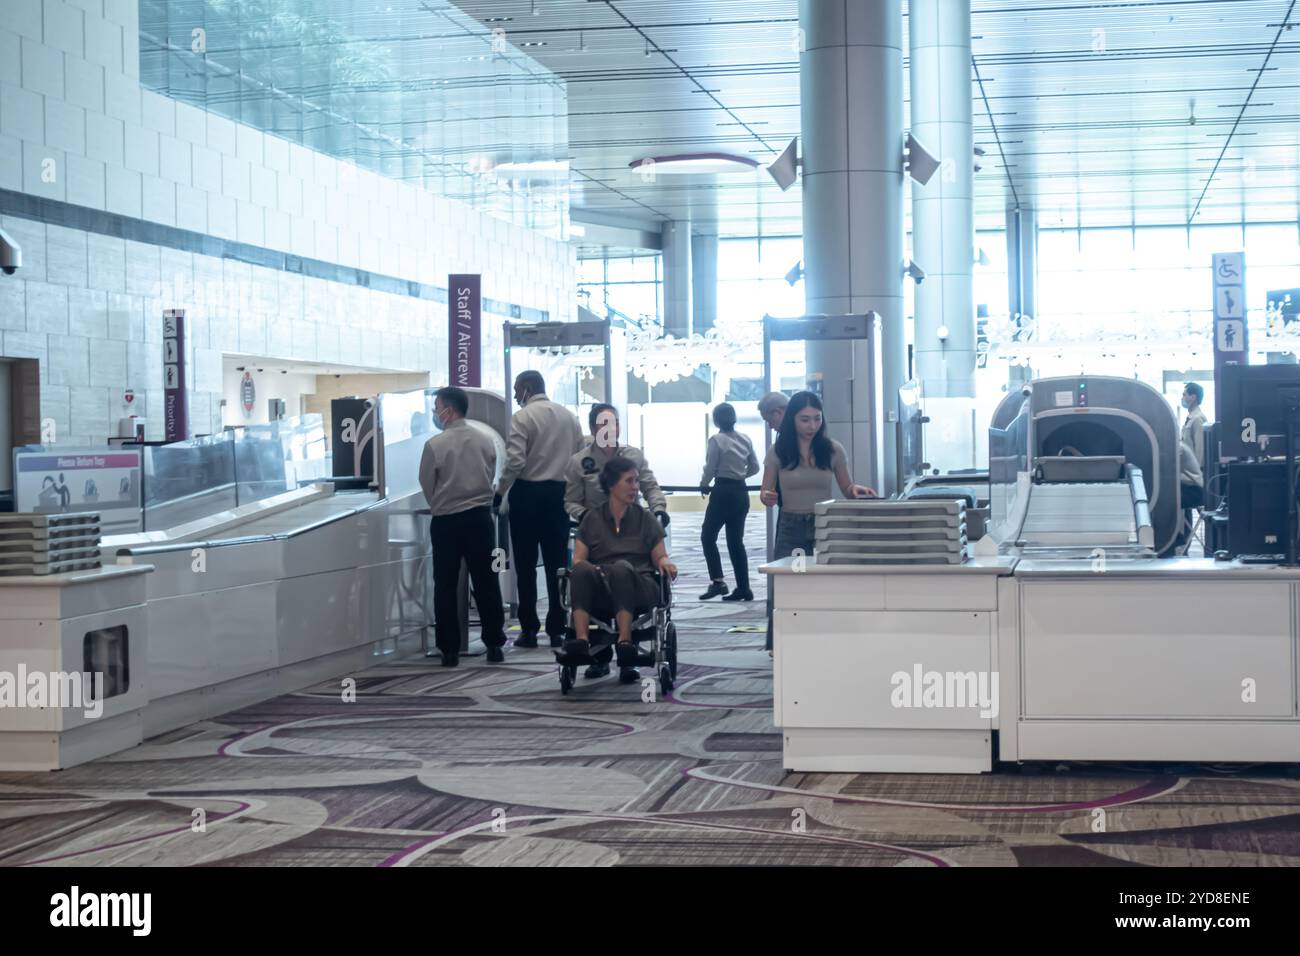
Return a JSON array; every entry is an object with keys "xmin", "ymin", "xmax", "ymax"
[
  {"xmin": 665, "ymin": 624, "xmax": 678, "ymax": 678},
  {"xmin": 559, "ymin": 664, "xmax": 576, "ymax": 695},
  {"xmin": 659, "ymin": 663, "xmax": 674, "ymax": 695}
]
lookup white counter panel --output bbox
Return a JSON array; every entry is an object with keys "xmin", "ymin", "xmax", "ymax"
[
  {"xmin": 777, "ymin": 609, "xmax": 993, "ymax": 730},
  {"xmin": 1019, "ymin": 579, "xmax": 1294, "ymax": 718}
]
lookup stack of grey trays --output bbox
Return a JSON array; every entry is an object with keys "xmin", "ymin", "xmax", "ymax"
[
  {"xmin": 814, "ymin": 499, "xmax": 967, "ymax": 565},
  {"xmin": 0, "ymin": 512, "xmax": 102, "ymax": 576}
]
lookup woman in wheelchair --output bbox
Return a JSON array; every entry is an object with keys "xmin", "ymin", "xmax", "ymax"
[{"xmin": 564, "ymin": 456, "xmax": 678, "ymax": 683}]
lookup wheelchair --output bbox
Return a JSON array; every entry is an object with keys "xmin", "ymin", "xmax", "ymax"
[{"xmin": 553, "ymin": 565, "xmax": 678, "ymax": 697}]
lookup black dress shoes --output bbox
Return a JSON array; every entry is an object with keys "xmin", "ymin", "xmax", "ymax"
[
  {"xmin": 699, "ymin": 581, "xmax": 729, "ymax": 600},
  {"xmin": 486, "ymin": 646, "xmax": 505, "ymax": 663},
  {"xmin": 513, "ymin": 633, "xmax": 539, "ymax": 648},
  {"xmin": 722, "ymin": 587, "xmax": 754, "ymax": 602},
  {"xmin": 440, "ymin": 652, "xmax": 459, "ymax": 667}
]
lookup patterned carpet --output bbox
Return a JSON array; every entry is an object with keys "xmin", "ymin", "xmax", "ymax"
[{"xmin": 1, "ymin": 512, "xmax": 1299, "ymax": 867}]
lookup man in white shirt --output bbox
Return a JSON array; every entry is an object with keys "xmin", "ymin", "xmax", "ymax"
[
  {"xmin": 1177, "ymin": 383, "xmax": 1209, "ymax": 551},
  {"xmin": 495, "ymin": 370, "xmax": 584, "ymax": 648}
]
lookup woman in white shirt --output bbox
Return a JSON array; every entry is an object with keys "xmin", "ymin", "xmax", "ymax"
[{"xmin": 699, "ymin": 403, "xmax": 760, "ymax": 601}]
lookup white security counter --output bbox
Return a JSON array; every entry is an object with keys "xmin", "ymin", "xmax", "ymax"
[
  {"xmin": 0, "ymin": 565, "xmax": 153, "ymax": 771},
  {"xmin": 765, "ymin": 556, "xmax": 1016, "ymax": 773},
  {"xmin": 765, "ymin": 555, "xmax": 1300, "ymax": 772},
  {"xmin": 1004, "ymin": 558, "xmax": 1300, "ymax": 764}
]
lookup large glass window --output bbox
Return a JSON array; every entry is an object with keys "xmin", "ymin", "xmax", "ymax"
[{"xmin": 139, "ymin": 0, "xmax": 569, "ymax": 238}]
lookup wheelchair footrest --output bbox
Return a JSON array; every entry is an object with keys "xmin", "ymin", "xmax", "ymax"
[{"xmin": 615, "ymin": 643, "xmax": 657, "ymax": 668}]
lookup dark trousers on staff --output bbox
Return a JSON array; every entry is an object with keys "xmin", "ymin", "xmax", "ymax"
[
  {"xmin": 569, "ymin": 559, "xmax": 661, "ymax": 665},
  {"xmin": 702, "ymin": 477, "xmax": 750, "ymax": 590},
  {"xmin": 766, "ymin": 510, "xmax": 816, "ymax": 651},
  {"xmin": 1177, "ymin": 482, "xmax": 1205, "ymax": 551},
  {"xmin": 431, "ymin": 506, "xmax": 506, "ymax": 655},
  {"xmin": 508, "ymin": 478, "xmax": 569, "ymax": 637}
]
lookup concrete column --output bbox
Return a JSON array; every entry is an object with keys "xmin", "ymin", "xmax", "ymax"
[
  {"xmin": 661, "ymin": 221, "xmax": 692, "ymax": 338},
  {"xmin": 909, "ymin": 0, "xmax": 974, "ymax": 399},
  {"xmin": 1006, "ymin": 205, "xmax": 1037, "ymax": 384},
  {"xmin": 691, "ymin": 232, "xmax": 718, "ymax": 334},
  {"xmin": 800, "ymin": 0, "xmax": 905, "ymax": 493}
]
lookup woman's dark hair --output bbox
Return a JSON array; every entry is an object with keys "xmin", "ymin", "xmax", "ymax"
[
  {"xmin": 774, "ymin": 391, "xmax": 834, "ymax": 470},
  {"xmin": 598, "ymin": 456, "xmax": 639, "ymax": 494},
  {"xmin": 712, "ymin": 402, "xmax": 737, "ymax": 431},
  {"xmin": 589, "ymin": 402, "xmax": 617, "ymax": 434}
]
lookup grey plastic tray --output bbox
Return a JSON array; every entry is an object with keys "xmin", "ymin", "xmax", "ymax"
[
  {"xmin": 815, "ymin": 499, "xmax": 963, "ymax": 517},
  {"xmin": 816, "ymin": 552, "xmax": 966, "ymax": 566}
]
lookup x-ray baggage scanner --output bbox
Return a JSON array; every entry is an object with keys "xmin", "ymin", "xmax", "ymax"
[
  {"xmin": 989, "ymin": 375, "xmax": 1179, "ymax": 557},
  {"xmin": 761, "ymin": 313, "xmax": 884, "ymax": 556}
]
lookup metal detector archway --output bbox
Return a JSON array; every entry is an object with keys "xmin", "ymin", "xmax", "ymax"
[
  {"xmin": 503, "ymin": 318, "xmax": 627, "ymax": 420},
  {"xmin": 761, "ymin": 312, "xmax": 883, "ymax": 556}
]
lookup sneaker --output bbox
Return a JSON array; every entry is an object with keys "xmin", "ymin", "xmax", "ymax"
[
  {"xmin": 698, "ymin": 581, "xmax": 728, "ymax": 600},
  {"xmin": 584, "ymin": 662, "xmax": 611, "ymax": 679},
  {"xmin": 721, "ymin": 587, "xmax": 754, "ymax": 602},
  {"xmin": 618, "ymin": 667, "xmax": 641, "ymax": 684},
  {"xmin": 513, "ymin": 633, "xmax": 539, "ymax": 649},
  {"xmin": 486, "ymin": 646, "xmax": 505, "ymax": 664}
]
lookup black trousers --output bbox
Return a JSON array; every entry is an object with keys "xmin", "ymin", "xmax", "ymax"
[
  {"xmin": 508, "ymin": 479, "xmax": 569, "ymax": 636},
  {"xmin": 431, "ymin": 506, "xmax": 505, "ymax": 654},
  {"xmin": 569, "ymin": 560, "xmax": 661, "ymax": 665},
  {"xmin": 701, "ymin": 477, "xmax": 750, "ymax": 589},
  {"xmin": 1178, "ymin": 482, "xmax": 1205, "ymax": 549}
]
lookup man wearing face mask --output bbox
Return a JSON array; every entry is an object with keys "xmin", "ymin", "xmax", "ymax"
[
  {"xmin": 419, "ymin": 387, "xmax": 507, "ymax": 667},
  {"xmin": 496, "ymin": 370, "xmax": 585, "ymax": 648},
  {"xmin": 1179, "ymin": 382, "xmax": 1209, "ymax": 549},
  {"xmin": 1180, "ymin": 382, "xmax": 1207, "ymax": 474}
]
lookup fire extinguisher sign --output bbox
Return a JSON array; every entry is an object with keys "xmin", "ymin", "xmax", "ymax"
[{"xmin": 163, "ymin": 309, "xmax": 189, "ymax": 442}]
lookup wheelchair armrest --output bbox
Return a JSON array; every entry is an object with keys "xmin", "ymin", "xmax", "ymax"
[{"xmin": 653, "ymin": 570, "xmax": 672, "ymax": 606}]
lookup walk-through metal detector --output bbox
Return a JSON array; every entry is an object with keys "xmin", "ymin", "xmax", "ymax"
[
  {"xmin": 761, "ymin": 312, "xmax": 883, "ymax": 557},
  {"xmin": 498, "ymin": 318, "xmax": 628, "ymax": 628},
  {"xmin": 503, "ymin": 319, "xmax": 627, "ymax": 421}
]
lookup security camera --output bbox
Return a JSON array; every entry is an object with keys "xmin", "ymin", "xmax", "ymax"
[
  {"xmin": 0, "ymin": 227, "xmax": 22, "ymax": 275},
  {"xmin": 906, "ymin": 260, "xmax": 926, "ymax": 284}
]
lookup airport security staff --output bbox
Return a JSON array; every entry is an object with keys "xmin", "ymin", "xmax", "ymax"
[
  {"xmin": 699, "ymin": 402, "xmax": 759, "ymax": 602},
  {"xmin": 496, "ymin": 370, "xmax": 584, "ymax": 648},
  {"xmin": 418, "ymin": 386, "xmax": 507, "ymax": 667},
  {"xmin": 1181, "ymin": 382, "xmax": 1207, "ymax": 474},
  {"xmin": 564, "ymin": 403, "xmax": 669, "ymax": 526},
  {"xmin": 757, "ymin": 391, "xmax": 789, "ymax": 434}
]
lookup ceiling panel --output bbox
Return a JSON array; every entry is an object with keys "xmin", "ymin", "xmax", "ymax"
[{"xmin": 417, "ymin": 0, "xmax": 1298, "ymax": 239}]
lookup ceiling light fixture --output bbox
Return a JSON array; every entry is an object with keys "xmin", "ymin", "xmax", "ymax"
[{"xmin": 629, "ymin": 153, "xmax": 760, "ymax": 175}]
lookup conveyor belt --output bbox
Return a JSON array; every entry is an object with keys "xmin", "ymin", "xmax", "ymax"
[
  {"xmin": 205, "ymin": 492, "xmax": 373, "ymax": 539},
  {"xmin": 1018, "ymin": 482, "xmax": 1139, "ymax": 547}
]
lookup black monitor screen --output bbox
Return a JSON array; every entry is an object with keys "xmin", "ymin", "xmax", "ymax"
[{"xmin": 1218, "ymin": 363, "xmax": 1300, "ymax": 458}]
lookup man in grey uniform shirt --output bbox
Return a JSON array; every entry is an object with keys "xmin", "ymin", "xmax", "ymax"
[
  {"xmin": 496, "ymin": 370, "xmax": 584, "ymax": 648},
  {"xmin": 419, "ymin": 386, "xmax": 506, "ymax": 667},
  {"xmin": 564, "ymin": 403, "xmax": 669, "ymax": 526}
]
